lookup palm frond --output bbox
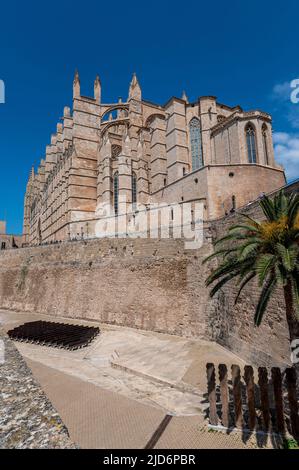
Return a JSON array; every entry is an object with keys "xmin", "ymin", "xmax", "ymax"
[
  {"xmin": 288, "ymin": 195, "xmax": 299, "ymax": 226},
  {"xmin": 254, "ymin": 275, "xmax": 277, "ymax": 326},
  {"xmin": 276, "ymin": 243, "xmax": 299, "ymax": 272},
  {"xmin": 239, "ymin": 213, "xmax": 261, "ymax": 228},
  {"xmin": 259, "ymin": 194, "xmax": 276, "ymax": 221},
  {"xmin": 255, "ymin": 254, "xmax": 276, "ymax": 286},
  {"xmin": 202, "ymin": 247, "xmax": 238, "ymax": 264},
  {"xmin": 238, "ymin": 239, "xmax": 262, "ymax": 260},
  {"xmin": 275, "ymin": 264, "xmax": 287, "ymax": 286},
  {"xmin": 209, "ymin": 273, "xmax": 238, "ymax": 298},
  {"xmin": 214, "ymin": 232, "xmax": 254, "ymax": 246},
  {"xmin": 205, "ymin": 258, "xmax": 246, "ymax": 286},
  {"xmin": 228, "ymin": 224, "xmax": 261, "ymax": 234},
  {"xmin": 275, "ymin": 191, "xmax": 288, "ymax": 218},
  {"xmin": 234, "ymin": 272, "xmax": 256, "ymax": 304}
]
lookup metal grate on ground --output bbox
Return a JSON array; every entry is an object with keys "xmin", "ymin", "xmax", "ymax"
[{"xmin": 7, "ymin": 320, "xmax": 100, "ymax": 350}]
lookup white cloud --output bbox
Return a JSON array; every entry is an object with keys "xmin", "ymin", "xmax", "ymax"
[
  {"xmin": 273, "ymin": 132, "xmax": 299, "ymax": 181},
  {"xmin": 271, "ymin": 82, "xmax": 292, "ymax": 103},
  {"xmin": 271, "ymin": 81, "xmax": 299, "ymax": 129},
  {"xmin": 271, "ymin": 82, "xmax": 299, "ymax": 180}
]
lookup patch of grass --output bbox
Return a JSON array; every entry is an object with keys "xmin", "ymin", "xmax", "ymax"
[
  {"xmin": 208, "ymin": 427, "xmax": 218, "ymax": 433},
  {"xmin": 283, "ymin": 438, "xmax": 299, "ymax": 449}
]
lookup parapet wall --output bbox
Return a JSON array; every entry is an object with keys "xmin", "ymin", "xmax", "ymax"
[{"xmin": 0, "ymin": 231, "xmax": 292, "ymax": 368}]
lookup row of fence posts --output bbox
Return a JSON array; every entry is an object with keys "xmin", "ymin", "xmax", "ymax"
[{"xmin": 206, "ymin": 363, "xmax": 299, "ymax": 439}]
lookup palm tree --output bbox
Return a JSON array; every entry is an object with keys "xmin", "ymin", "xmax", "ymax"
[{"xmin": 203, "ymin": 190, "xmax": 299, "ymax": 344}]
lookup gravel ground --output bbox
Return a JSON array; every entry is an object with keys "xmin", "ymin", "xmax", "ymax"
[{"xmin": 0, "ymin": 329, "xmax": 76, "ymax": 448}]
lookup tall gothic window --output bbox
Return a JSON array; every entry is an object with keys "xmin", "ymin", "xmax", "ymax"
[
  {"xmin": 113, "ymin": 171, "xmax": 119, "ymax": 215},
  {"xmin": 246, "ymin": 124, "xmax": 257, "ymax": 163},
  {"xmin": 189, "ymin": 117, "xmax": 203, "ymax": 170},
  {"xmin": 262, "ymin": 123, "xmax": 269, "ymax": 165},
  {"xmin": 132, "ymin": 171, "xmax": 137, "ymax": 209}
]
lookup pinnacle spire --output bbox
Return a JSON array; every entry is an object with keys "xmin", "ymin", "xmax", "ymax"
[
  {"xmin": 73, "ymin": 69, "xmax": 80, "ymax": 98},
  {"xmin": 128, "ymin": 72, "xmax": 141, "ymax": 101},
  {"xmin": 29, "ymin": 166, "xmax": 34, "ymax": 182},
  {"xmin": 74, "ymin": 69, "xmax": 80, "ymax": 84},
  {"xmin": 131, "ymin": 72, "xmax": 138, "ymax": 86},
  {"xmin": 94, "ymin": 74, "xmax": 101, "ymax": 103},
  {"xmin": 182, "ymin": 90, "xmax": 189, "ymax": 103}
]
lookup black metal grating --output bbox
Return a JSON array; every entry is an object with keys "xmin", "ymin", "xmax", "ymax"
[{"xmin": 7, "ymin": 320, "xmax": 100, "ymax": 350}]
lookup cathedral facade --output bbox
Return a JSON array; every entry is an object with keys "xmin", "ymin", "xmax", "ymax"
[{"xmin": 23, "ymin": 72, "xmax": 286, "ymax": 245}]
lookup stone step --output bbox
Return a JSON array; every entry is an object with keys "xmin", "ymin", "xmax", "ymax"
[{"xmin": 110, "ymin": 360, "xmax": 207, "ymax": 404}]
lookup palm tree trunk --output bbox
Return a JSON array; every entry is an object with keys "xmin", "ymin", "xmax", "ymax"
[{"xmin": 283, "ymin": 280, "xmax": 299, "ymax": 368}]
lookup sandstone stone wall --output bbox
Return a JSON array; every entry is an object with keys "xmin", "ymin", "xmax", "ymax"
[
  {"xmin": 0, "ymin": 226, "xmax": 293, "ymax": 368},
  {"xmin": 0, "ymin": 238, "xmax": 212, "ymax": 339}
]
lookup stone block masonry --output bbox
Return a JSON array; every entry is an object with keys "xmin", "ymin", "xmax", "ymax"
[
  {"xmin": 0, "ymin": 231, "xmax": 292, "ymax": 369},
  {"xmin": 0, "ymin": 238, "xmax": 212, "ymax": 339}
]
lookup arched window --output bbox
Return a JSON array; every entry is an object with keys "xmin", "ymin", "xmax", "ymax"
[
  {"xmin": 113, "ymin": 171, "xmax": 119, "ymax": 215},
  {"xmin": 262, "ymin": 123, "xmax": 269, "ymax": 165},
  {"xmin": 132, "ymin": 171, "xmax": 137, "ymax": 209},
  {"xmin": 189, "ymin": 117, "xmax": 203, "ymax": 170},
  {"xmin": 245, "ymin": 124, "xmax": 257, "ymax": 163}
]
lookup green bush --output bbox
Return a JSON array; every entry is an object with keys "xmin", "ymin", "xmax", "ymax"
[{"xmin": 283, "ymin": 438, "xmax": 299, "ymax": 449}]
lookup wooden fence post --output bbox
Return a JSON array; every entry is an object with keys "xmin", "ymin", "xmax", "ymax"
[
  {"xmin": 206, "ymin": 363, "xmax": 218, "ymax": 425},
  {"xmin": 271, "ymin": 367, "xmax": 285, "ymax": 434},
  {"xmin": 231, "ymin": 365, "xmax": 243, "ymax": 429},
  {"xmin": 219, "ymin": 364, "xmax": 229, "ymax": 428},
  {"xmin": 244, "ymin": 365, "xmax": 256, "ymax": 431},
  {"xmin": 285, "ymin": 367, "xmax": 299, "ymax": 439},
  {"xmin": 258, "ymin": 367, "xmax": 270, "ymax": 432}
]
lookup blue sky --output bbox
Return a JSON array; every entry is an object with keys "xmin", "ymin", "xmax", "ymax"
[{"xmin": 0, "ymin": 0, "xmax": 299, "ymax": 234}]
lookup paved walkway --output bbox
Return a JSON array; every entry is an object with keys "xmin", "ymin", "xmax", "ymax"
[
  {"xmin": 26, "ymin": 359, "xmax": 164, "ymax": 449},
  {"xmin": 26, "ymin": 359, "xmax": 279, "ymax": 449},
  {"xmin": 2, "ymin": 310, "xmax": 282, "ymax": 449}
]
